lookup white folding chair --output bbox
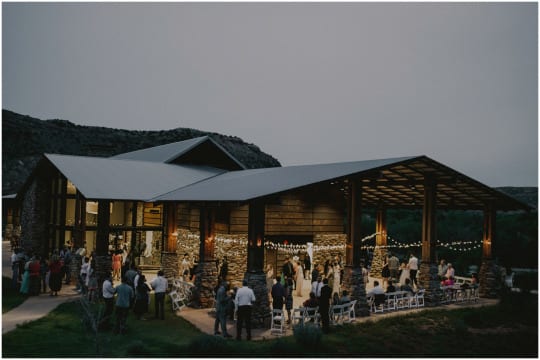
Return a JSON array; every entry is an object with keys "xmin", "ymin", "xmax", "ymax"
[
  {"xmin": 271, "ymin": 308, "xmax": 285, "ymax": 335},
  {"xmin": 385, "ymin": 292, "xmax": 397, "ymax": 311},
  {"xmin": 416, "ymin": 289, "xmax": 425, "ymax": 307},
  {"xmin": 169, "ymin": 290, "xmax": 184, "ymax": 311},
  {"xmin": 292, "ymin": 307, "xmax": 305, "ymax": 326},
  {"xmin": 304, "ymin": 306, "xmax": 320, "ymax": 326}
]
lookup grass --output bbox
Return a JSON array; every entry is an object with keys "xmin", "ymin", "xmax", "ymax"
[
  {"xmin": 2, "ymin": 276, "xmax": 28, "ymax": 313},
  {"xmin": 2, "ymin": 291, "xmax": 537, "ymax": 357}
]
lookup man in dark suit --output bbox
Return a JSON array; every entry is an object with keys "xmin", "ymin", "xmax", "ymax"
[{"xmin": 319, "ymin": 278, "xmax": 332, "ymax": 334}]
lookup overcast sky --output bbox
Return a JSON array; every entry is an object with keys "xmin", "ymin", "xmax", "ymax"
[{"xmin": 3, "ymin": 3, "xmax": 537, "ymax": 187}]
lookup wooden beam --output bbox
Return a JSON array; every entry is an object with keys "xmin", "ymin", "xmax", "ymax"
[
  {"xmin": 96, "ymin": 200, "xmax": 111, "ymax": 256},
  {"xmin": 347, "ymin": 179, "xmax": 362, "ymax": 266},
  {"xmin": 421, "ymin": 176, "xmax": 437, "ymax": 262},
  {"xmin": 482, "ymin": 204, "xmax": 496, "ymax": 260},
  {"xmin": 199, "ymin": 206, "xmax": 216, "ymax": 262},
  {"xmin": 375, "ymin": 208, "xmax": 387, "ymax": 247},
  {"xmin": 247, "ymin": 199, "xmax": 265, "ymax": 273}
]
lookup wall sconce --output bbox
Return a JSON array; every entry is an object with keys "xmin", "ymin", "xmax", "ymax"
[{"xmin": 257, "ymin": 238, "xmax": 262, "ymax": 247}]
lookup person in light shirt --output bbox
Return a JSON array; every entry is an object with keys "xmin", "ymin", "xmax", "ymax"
[
  {"xmin": 150, "ymin": 270, "xmax": 168, "ymax": 320},
  {"xmin": 234, "ymin": 279, "xmax": 256, "ymax": 341}
]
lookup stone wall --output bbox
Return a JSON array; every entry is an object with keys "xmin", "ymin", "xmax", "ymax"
[
  {"xmin": 161, "ymin": 252, "xmax": 179, "ymax": 281},
  {"xmin": 20, "ymin": 178, "xmax": 49, "ymax": 255},
  {"xmin": 193, "ymin": 261, "xmax": 219, "ymax": 308},
  {"xmin": 479, "ymin": 259, "xmax": 501, "ymax": 298},
  {"xmin": 214, "ymin": 234, "xmax": 248, "ymax": 289},
  {"xmin": 370, "ymin": 247, "xmax": 388, "ymax": 278},
  {"xmin": 342, "ymin": 266, "xmax": 370, "ymax": 317},
  {"xmin": 312, "ymin": 233, "xmax": 346, "ymax": 271},
  {"xmin": 418, "ymin": 262, "xmax": 443, "ymax": 306}
]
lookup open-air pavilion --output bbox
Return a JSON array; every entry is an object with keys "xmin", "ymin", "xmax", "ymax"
[{"xmin": 9, "ymin": 136, "xmax": 530, "ymax": 322}]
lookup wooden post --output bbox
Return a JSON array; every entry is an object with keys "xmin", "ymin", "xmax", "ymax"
[
  {"xmin": 482, "ymin": 204, "xmax": 495, "ymax": 260},
  {"xmin": 199, "ymin": 205, "xmax": 216, "ymax": 263},
  {"xmin": 96, "ymin": 200, "xmax": 111, "ymax": 256},
  {"xmin": 375, "ymin": 208, "xmax": 387, "ymax": 248},
  {"xmin": 165, "ymin": 203, "xmax": 178, "ymax": 253},
  {"xmin": 247, "ymin": 199, "xmax": 265, "ymax": 273},
  {"xmin": 347, "ymin": 180, "xmax": 362, "ymax": 267},
  {"xmin": 421, "ymin": 176, "xmax": 437, "ymax": 263}
]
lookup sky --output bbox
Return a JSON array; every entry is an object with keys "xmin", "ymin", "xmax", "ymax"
[{"xmin": 2, "ymin": 2, "xmax": 538, "ymax": 187}]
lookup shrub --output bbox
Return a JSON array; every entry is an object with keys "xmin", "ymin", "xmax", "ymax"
[
  {"xmin": 186, "ymin": 334, "xmax": 230, "ymax": 355},
  {"xmin": 293, "ymin": 323, "xmax": 323, "ymax": 348},
  {"xmin": 126, "ymin": 340, "xmax": 151, "ymax": 356}
]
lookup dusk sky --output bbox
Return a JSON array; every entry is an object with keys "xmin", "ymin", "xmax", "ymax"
[{"xmin": 2, "ymin": 3, "xmax": 537, "ymax": 187}]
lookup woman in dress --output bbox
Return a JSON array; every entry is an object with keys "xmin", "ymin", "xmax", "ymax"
[
  {"xmin": 86, "ymin": 261, "xmax": 98, "ymax": 302},
  {"xmin": 294, "ymin": 260, "xmax": 304, "ymax": 297},
  {"xmin": 381, "ymin": 256, "xmax": 390, "ymax": 288},
  {"xmin": 19, "ymin": 257, "xmax": 31, "ymax": 295},
  {"xmin": 48, "ymin": 255, "xmax": 63, "ymax": 296},
  {"xmin": 112, "ymin": 250, "xmax": 122, "ymax": 281},
  {"xmin": 332, "ymin": 261, "xmax": 341, "ymax": 296},
  {"xmin": 398, "ymin": 261, "xmax": 410, "ymax": 286},
  {"xmin": 265, "ymin": 264, "xmax": 274, "ymax": 294}
]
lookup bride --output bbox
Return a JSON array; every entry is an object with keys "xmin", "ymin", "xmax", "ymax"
[{"xmin": 398, "ymin": 261, "xmax": 410, "ymax": 286}]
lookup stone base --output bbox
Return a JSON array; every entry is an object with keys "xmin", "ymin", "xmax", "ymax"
[
  {"xmin": 193, "ymin": 261, "xmax": 219, "ymax": 308},
  {"xmin": 94, "ymin": 254, "xmax": 113, "ymax": 289},
  {"xmin": 342, "ymin": 265, "xmax": 370, "ymax": 317},
  {"xmin": 161, "ymin": 252, "xmax": 179, "ymax": 282},
  {"xmin": 244, "ymin": 272, "xmax": 271, "ymax": 328},
  {"xmin": 418, "ymin": 262, "xmax": 442, "ymax": 306},
  {"xmin": 370, "ymin": 247, "xmax": 389, "ymax": 278},
  {"xmin": 479, "ymin": 259, "xmax": 500, "ymax": 298}
]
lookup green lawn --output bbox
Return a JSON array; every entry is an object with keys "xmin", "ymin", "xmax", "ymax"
[
  {"xmin": 2, "ymin": 276, "xmax": 28, "ymax": 313},
  {"xmin": 2, "ymin": 291, "xmax": 537, "ymax": 357}
]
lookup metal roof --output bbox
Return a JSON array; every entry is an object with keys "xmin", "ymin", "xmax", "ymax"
[
  {"xmin": 109, "ymin": 136, "xmax": 246, "ymax": 169},
  {"xmin": 110, "ymin": 136, "xmax": 210, "ymax": 162},
  {"xmin": 152, "ymin": 156, "xmax": 417, "ymax": 202},
  {"xmin": 45, "ymin": 154, "xmax": 224, "ymax": 201},
  {"xmin": 152, "ymin": 155, "xmax": 530, "ymax": 211}
]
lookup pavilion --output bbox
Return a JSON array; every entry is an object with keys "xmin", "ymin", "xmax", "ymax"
[{"xmin": 9, "ymin": 136, "xmax": 530, "ymax": 320}]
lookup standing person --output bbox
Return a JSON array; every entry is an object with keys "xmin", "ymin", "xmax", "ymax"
[
  {"xmin": 319, "ymin": 278, "xmax": 332, "ymax": 334},
  {"xmin": 381, "ymin": 256, "xmax": 390, "ymax": 288},
  {"xmin": 40, "ymin": 257, "xmax": 49, "ymax": 293},
  {"xmin": 100, "ymin": 272, "xmax": 116, "ymax": 330},
  {"xmin": 180, "ymin": 253, "xmax": 191, "ymax": 281},
  {"xmin": 219, "ymin": 256, "xmax": 229, "ymax": 282},
  {"xmin": 282, "ymin": 256, "xmax": 294, "ymax": 287},
  {"xmin": 114, "ymin": 276, "xmax": 134, "ymax": 335},
  {"xmin": 388, "ymin": 253, "xmax": 400, "ymax": 282},
  {"xmin": 408, "ymin": 253, "xmax": 419, "ymax": 288},
  {"xmin": 311, "ymin": 264, "xmax": 320, "ymax": 286},
  {"xmin": 134, "ymin": 275, "xmax": 151, "ymax": 320},
  {"xmin": 79, "ymin": 257, "xmax": 90, "ymax": 295},
  {"xmin": 311, "ymin": 275, "xmax": 323, "ymax": 299},
  {"xmin": 86, "ymin": 261, "xmax": 98, "ymax": 302},
  {"xmin": 332, "ymin": 260, "xmax": 341, "ymax": 296},
  {"xmin": 271, "ymin": 276, "xmax": 285, "ymax": 310},
  {"xmin": 235, "ymin": 279, "xmax": 256, "ymax": 341},
  {"xmin": 48, "ymin": 255, "xmax": 63, "ymax": 296},
  {"xmin": 19, "ymin": 256, "xmax": 31, "ymax": 295},
  {"xmin": 284, "ymin": 275, "xmax": 294, "ymax": 324},
  {"xmin": 150, "ymin": 270, "xmax": 168, "ymax": 320},
  {"xmin": 438, "ymin": 259, "xmax": 448, "ymax": 281},
  {"xmin": 303, "ymin": 254, "xmax": 311, "ymax": 280},
  {"xmin": 360, "ymin": 261, "xmax": 369, "ymax": 286},
  {"xmin": 112, "ymin": 250, "xmax": 122, "ymax": 281},
  {"xmin": 294, "ymin": 261, "xmax": 304, "ymax": 297},
  {"xmin": 63, "ymin": 246, "xmax": 72, "ymax": 285},
  {"xmin": 214, "ymin": 280, "xmax": 233, "ymax": 338},
  {"xmin": 11, "ymin": 248, "xmax": 20, "ymax": 289},
  {"xmin": 28, "ymin": 256, "xmax": 41, "ymax": 296},
  {"xmin": 265, "ymin": 264, "xmax": 274, "ymax": 294},
  {"xmin": 398, "ymin": 261, "xmax": 410, "ymax": 286},
  {"xmin": 444, "ymin": 263, "xmax": 455, "ymax": 280}
]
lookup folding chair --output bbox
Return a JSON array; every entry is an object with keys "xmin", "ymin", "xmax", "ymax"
[
  {"xmin": 271, "ymin": 308, "xmax": 285, "ymax": 335},
  {"xmin": 169, "ymin": 290, "xmax": 184, "ymax": 311}
]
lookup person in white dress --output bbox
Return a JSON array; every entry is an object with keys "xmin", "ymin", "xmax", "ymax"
[
  {"xmin": 294, "ymin": 261, "xmax": 304, "ymax": 297},
  {"xmin": 398, "ymin": 261, "xmax": 410, "ymax": 286},
  {"xmin": 332, "ymin": 261, "xmax": 341, "ymax": 296}
]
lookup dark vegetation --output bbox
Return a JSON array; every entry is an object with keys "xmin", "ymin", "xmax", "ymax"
[
  {"xmin": 2, "ymin": 109, "xmax": 537, "ymax": 270},
  {"xmin": 2, "ymin": 291, "xmax": 537, "ymax": 357},
  {"xmin": 2, "ymin": 276, "xmax": 28, "ymax": 313},
  {"xmin": 2, "ymin": 109, "xmax": 280, "ymax": 194}
]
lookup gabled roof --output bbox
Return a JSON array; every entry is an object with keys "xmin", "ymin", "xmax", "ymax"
[
  {"xmin": 152, "ymin": 155, "xmax": 531, "ymax": 211},
  {"xmin": 45, "ymin": 154, "xmax": 224, "ymax": 201},
  {"xmin": 110, "ymin": 136, "xmax": 246, "ymax": 170},
  {"xmin": 152, "ymin": 156, "xmax": 417, "ymax": 202}
]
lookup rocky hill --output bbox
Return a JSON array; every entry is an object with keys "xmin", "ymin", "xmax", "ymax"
[{"xmin": 2, "ymin": 109, "xmax": 281, "ymax": 194}]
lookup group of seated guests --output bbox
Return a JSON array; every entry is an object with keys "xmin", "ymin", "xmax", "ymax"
[
  {"xmin": 368, "ymin": 278, "xmax": 416, "ymax": 297},
  {"xmin": 301, "ymin": 289, "xmax": 352, "ymax": 309}
]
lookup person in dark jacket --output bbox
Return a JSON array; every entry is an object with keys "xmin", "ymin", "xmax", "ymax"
[
  {"xmin": 271, "ymin": 276, "xmax": 285, "ymax": 310},
  {"xmin": 319, "ymin": 278, "xmax": 332, "ymax": 334}
]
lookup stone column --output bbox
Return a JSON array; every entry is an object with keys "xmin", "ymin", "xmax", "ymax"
[
  {"xmin": 342, "ymin": 179, "xmax": 369, "ymax": 316},
  {"xmin": 162, "ymin": 252, "xmax": 179, "ymax": 281},
  {"xmin": 420, "ymin": 176, "xmax": 439, "ymax": 306},
  {"xmin": 479, "ymin": 205, "xmax": 499, "ymax": 298},
  {"xmin": 370, "ymin": 208, "xmax": 388, "ymax": 277},
  {"xmin": 194, "ymin": 206, "xmax": 218, "ymax": 308},
  {"xmin": 245, "ymin": 200, "xmax": 271, "ymax": 326}
]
